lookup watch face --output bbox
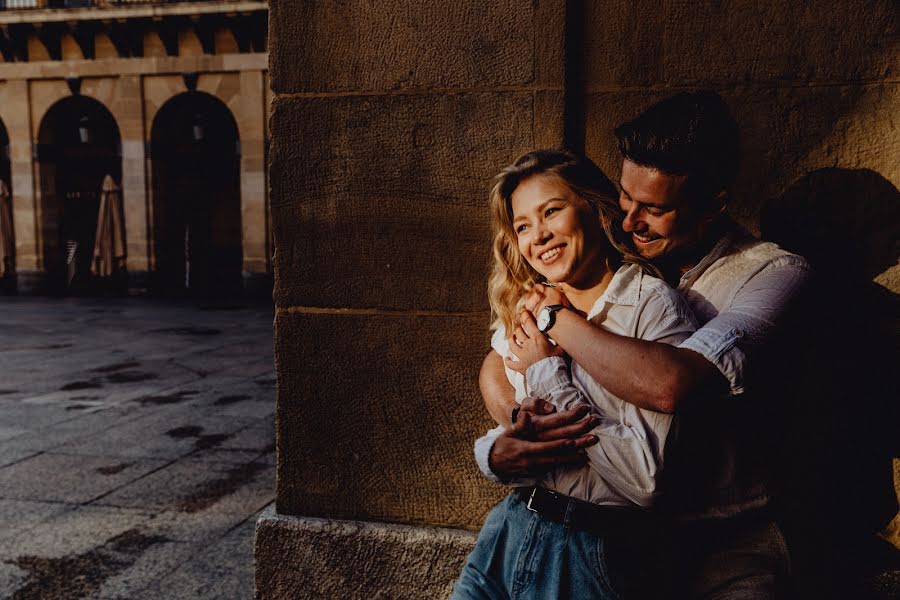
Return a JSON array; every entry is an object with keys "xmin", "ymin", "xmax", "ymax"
[{"xmin": 537, "ymin": 308, "xmax": 551, "ymax": 332}]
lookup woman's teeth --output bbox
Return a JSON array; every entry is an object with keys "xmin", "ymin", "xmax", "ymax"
[{"xmin": 540, "ymin": 247, "xmax": 561, "ymax": 261}]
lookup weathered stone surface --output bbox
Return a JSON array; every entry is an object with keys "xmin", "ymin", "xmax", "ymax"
[
  {"xmin": 255, "ymin": 508, "xmax": 477, "ymax": 600},
  {"xmin": 661, "ymin": 0, "xmax": 898, "ymax": 86},
  {"xmin": 270, "ymin": 92, "xmax": 541, "ymax": 311},
  {"xmin": 584, "ymin": 0, "xmax": 898, "ymax": 89},
  {"xmin": 269, "ymin": 0, "xmax": 566, "ymax": 93},
  {"xmin": 274, "ymin": 310, "xmax": 505, "ymax": 528},
  {"xmin": 583, "ymin": 0, "xmax": 665, "ymax": 89}
]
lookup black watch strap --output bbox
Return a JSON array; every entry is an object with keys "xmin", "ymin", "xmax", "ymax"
[{"xmin": 511, "ymin": 407, "xmax": 520, "ymax": 425}]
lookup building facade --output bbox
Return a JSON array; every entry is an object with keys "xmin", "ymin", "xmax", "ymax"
[{"xmin": 0, "ymin": 0, "xmax": 269, "ymax": 296}]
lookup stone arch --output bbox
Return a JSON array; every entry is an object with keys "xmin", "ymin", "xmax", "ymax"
[
  {"xmin": 37, "ymin": 95, "xmax": 122, "ymax": 294},
  {"xmin": 150, "ymin": 91, "xmax": 242, "ymax": 296}
]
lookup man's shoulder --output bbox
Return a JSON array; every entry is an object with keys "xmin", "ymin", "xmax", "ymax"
[{"xmin": 707, "ymin": 226, "xmax": 809, "ymax": 280}]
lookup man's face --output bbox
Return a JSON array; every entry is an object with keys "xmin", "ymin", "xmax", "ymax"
[{"xmin": 618, "ymin": 159, "xmax": 709, "ymax": 262}]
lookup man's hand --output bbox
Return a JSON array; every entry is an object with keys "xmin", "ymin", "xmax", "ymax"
[
  {"xmin": 505, "ymin": 310, "xmax": 565, "ymax": 375},
  {"xmin": 524, "ymin": 283, "xmax": 571, "ymax": 316},
  {"xmin": 488, "ymin": 402, "xmax": 600, "ymax": 478}
]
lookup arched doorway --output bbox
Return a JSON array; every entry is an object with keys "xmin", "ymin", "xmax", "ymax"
[
  {"xmin": 37, "ymin": 96, "xmax": 122, "ymax": 294},
  {"xmin": 150, "ymin": 92, "xmax": 242, "ymax": 297}
]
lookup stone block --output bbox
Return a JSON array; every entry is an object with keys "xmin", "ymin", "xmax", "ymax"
[
  {"xmin": 269, "ymin": 0, "xmax": 565, "ymax": 93},
  {"xmin": 660, "ymin": 0, "xmax": 898, "ymax": 87},
  {"xmin": 583, "ymin": 0, "xmax": 665, "ymax": 90},
  {"xmin": 255, "ymin": 508, "xmax": 477, "ymax": 600},
  {"xmin": 270, "ymin": 92, "xmax": 542, "ymax": 311},
  {"xmin": 274, "ymin": 310, "xmax": 505, "ymax": 528}
]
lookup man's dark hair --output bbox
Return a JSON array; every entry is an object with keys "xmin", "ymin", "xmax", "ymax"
[{"xmin": 614, "ymin": 90, "xmax": 740, "ymax": 201}]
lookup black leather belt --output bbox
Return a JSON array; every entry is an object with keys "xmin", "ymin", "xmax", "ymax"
[{"xmin": 514, "ymin": 487, "xmax": 655, "ymax": 538}]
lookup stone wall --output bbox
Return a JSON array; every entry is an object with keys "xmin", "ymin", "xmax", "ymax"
[{"xmin": 260, "ymin": 1, "xmax": 899, "ymax": 598}]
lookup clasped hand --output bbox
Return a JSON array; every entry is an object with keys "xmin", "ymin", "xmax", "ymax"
[{"xmin": 505, "ymin": 284, "xmax": 572, "ymax": 375}]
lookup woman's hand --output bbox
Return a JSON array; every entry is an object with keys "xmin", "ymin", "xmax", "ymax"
[
  {"xmin": 524, "ymin": 283, "xmax": 571, "ymax": 316},
  {"xmin": 505, "ymin": 309, "xmax": 565, "ymax": 375}
]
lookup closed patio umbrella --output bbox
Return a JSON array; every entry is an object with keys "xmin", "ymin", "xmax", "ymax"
[
  {"xmin": 0, "ymin": 180, "xmax": 14, "ymax": 278},
  {"xmin": 91, "ymin": 175, "xmax": 126, "ymax": 277}
]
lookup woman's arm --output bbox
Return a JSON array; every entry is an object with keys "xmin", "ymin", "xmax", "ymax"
[{"xmin": 480, "ymin": 351, "xmax": 517, "ymax": 428}]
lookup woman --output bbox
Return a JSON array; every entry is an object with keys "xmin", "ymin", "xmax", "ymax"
[{"xmin": 451, "ymin": 149, "xmax": 698, "ymax": 599}]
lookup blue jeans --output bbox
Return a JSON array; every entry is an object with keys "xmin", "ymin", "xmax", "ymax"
[{"xmin": 451, "ymin": 494, "xmax": 624, "ymax": 600}]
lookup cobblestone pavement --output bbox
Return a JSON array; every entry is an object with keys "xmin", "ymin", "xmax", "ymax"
[{"xmin": 0, "ymin": 297, "xmax": 275, "ymax": 599}]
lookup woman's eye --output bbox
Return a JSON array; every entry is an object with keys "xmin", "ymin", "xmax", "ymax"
[
  {"xmin": 516, "ymin": 224, "xmax": 528, "ymax": 233},
  {"xmin": 545, "ymin": 207, "xmax": 559, "ymax": 217}
]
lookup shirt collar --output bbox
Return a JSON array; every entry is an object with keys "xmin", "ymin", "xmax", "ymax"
[
  {"xmin": 677, "ymin": 220, "xmax": 744, "ymax": 291},
  {"xmin": 587, "ymin": 263, "xmax": 644, "ymax": 319}
]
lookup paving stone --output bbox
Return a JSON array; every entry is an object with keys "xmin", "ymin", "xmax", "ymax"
[
  {"xmin": 95, "ymin": 540, "xmax": 197, "ymax": 600},
  {"xmin": 141, "ymin": 520, "xmax": 257, "ymax": 600},
  {"xmin": 52, "ymin": 411, "xmax": 258, "ymax": 460},
  {"xmin": 95, "ymin": 458, "xmax": 273, "ymax": 516},
  {"xmin": 3, "ymin": 505, "xmax": 155, "ymax": 559},
  {"xmin": 0, "ymin": 500, "xmax": 74, "ymax": 549},
  {"xmin": 0, "ymin": 561, "xmax": 28, "ymax": 598},
  {"xmin": 0, "ymin": 453, "xmax": 170, "ymax": 503}
]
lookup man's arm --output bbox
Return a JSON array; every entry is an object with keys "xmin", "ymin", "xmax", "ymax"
[{"xmin": 548, "ymin": 310, "xmax": 724, "ymax": 414}]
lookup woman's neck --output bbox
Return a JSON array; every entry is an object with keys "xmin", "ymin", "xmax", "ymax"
[{"xmin": 556, "ymin": 264, "xmax": 615, "ymax": 314}]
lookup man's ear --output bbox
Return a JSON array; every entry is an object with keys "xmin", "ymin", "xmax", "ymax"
[{"xmin": 702, "ymin": 190, "xmax": 728, "ymax": 223}]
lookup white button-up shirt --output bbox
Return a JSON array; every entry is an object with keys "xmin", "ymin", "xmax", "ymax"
[{"xmin": 474, "ymin": 264, "xmax": 698, "ymax": 507}]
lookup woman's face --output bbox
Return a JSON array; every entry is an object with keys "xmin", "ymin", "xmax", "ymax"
[{"xmin": 510, "ymin": 174, "xmax": 606, "ymax": 286}]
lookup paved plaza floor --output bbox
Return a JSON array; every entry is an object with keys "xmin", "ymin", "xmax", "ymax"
[{"xmin": 0, "ymin": 296, "xmax": 275, "ymax": 599}]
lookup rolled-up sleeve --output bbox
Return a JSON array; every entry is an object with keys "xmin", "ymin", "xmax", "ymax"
[{"xmin": 679, "ymin": 258, "xmax": 809, "ymax": 396}]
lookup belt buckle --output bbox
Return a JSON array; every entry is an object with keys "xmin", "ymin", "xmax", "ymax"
[{"xmin": 526, "ymin": 488, "xmax": 538, "ymax": 512}]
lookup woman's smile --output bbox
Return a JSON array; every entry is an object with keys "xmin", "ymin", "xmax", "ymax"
[{"xmin": 538, "ymin": 244, "xmax": 566, "ymax": 265}]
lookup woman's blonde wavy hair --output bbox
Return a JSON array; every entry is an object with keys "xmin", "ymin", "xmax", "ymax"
[{"xmin": 488, "ymin": 149, "xmax": 660, "ymax": 334}]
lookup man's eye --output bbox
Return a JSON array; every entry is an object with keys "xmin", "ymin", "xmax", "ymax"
[{"xmin": 645, "ymin": 207, "xmax": 666, "ymax": 217}]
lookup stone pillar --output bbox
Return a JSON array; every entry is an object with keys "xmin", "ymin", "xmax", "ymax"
[
  {"xmin": 1, "ymin": 80, "xmax": 38, "ymax": 272},
  {"xmin": 112, "ymin": 75, "xmax": 150, "ymax": 275},
  {"xmin": 255, "ymin": 1, "xmax": 570, "ymax": 598},
  {"xmin": 235, "ymin": 69, "xmax": 267, "ymax": 277}
]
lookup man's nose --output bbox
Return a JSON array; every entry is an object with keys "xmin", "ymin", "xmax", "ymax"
[{"xmin": 622, "ymin": 205, "xmax": 639, "ymax": 232}]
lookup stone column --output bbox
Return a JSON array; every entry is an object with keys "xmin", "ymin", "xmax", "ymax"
[
  {"xmin": 112, "ymin": 75, "xmax": 150, "ymax": 276},
  {"xmin": 255, "ymin": 1, "xmax": 570, "ymax": 598},
  {"xmin": 1, "ymin": 80, "xmax": 38, "ymax": 273},
  {"xmin": 235, "ymin": 69, "xmax": 268, "ymax": 287}
]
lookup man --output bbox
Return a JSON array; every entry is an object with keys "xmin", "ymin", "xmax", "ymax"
[{"xmin": 477, "ymin": 90, "xmax": 809, "ymax": 598}]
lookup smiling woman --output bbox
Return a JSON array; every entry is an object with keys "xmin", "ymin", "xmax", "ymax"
[
  {"xmin": 487, "ymin": 150, "xmax": 657, "ymax": 338},
  {"xmin": 451, "ymin": 149, "xmax": 698, "ymax": 599}
]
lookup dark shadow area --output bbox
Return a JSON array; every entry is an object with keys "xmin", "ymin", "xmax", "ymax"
[
  {"xmin": 761, "ymin": 168, "xmax": 900, "ymax": 599},
  {"xmin": 0, "ymin": 116, "xmax": 13, "ymax": 295},
  {"xmin": 150, "ymin": 91, "xmax": 243, "ymax": 299},
  {"xmin": 37, "ymin": 96, "xmax": 123, "ymax": 296}
]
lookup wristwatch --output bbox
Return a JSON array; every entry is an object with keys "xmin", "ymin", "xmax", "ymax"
[{"xmin": 536, "ymin": 304, "xmax": 567, "ymax": 333}]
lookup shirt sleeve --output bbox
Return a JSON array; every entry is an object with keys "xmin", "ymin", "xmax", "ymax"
[
  {"xmin": 525, "ymin": 356, "xmax": 590, "ymax": 413},
  {"xmin": 473, "ymin": 424, "xmax": 543, "ymax": 487},
  {"xmin": 678, "ymin": 258, "xmax": 809, "ymax": 396}
]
